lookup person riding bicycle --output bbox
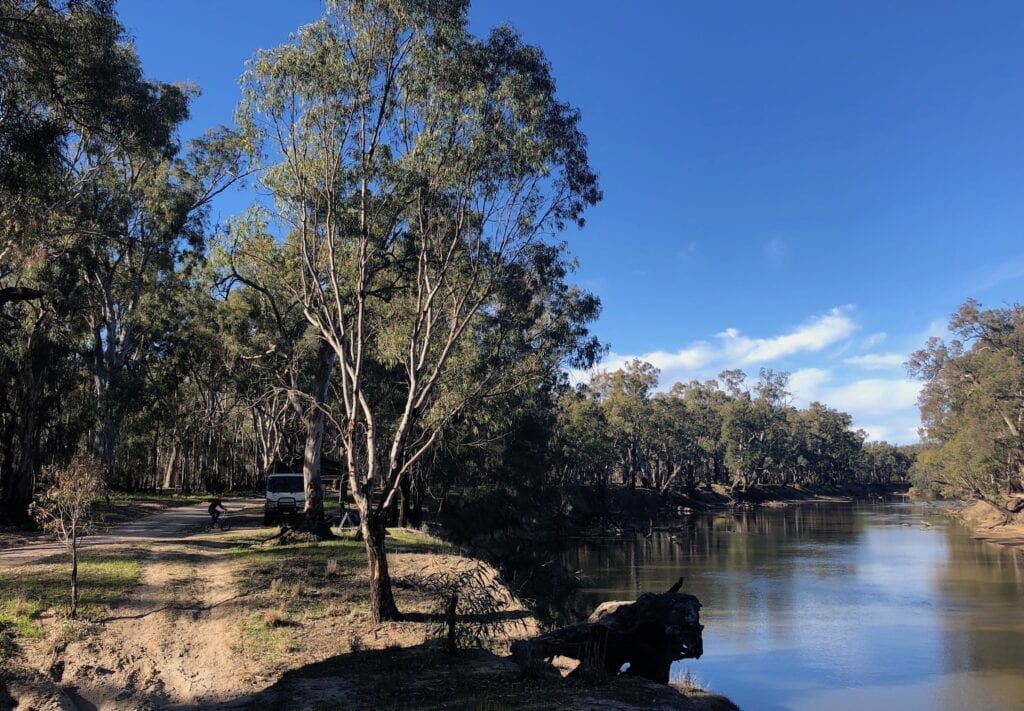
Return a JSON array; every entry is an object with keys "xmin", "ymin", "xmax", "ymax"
[{"xmin": 208, "ymin": 497, "xmax": 228, "ymax": 527}]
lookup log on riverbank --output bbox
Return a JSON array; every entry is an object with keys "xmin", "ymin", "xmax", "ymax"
[{"xmin": 511, "ymin": 579, "xmax": 703, "ymax": 684}]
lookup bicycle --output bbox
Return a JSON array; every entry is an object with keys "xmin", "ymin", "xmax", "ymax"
[{"xmin": 209, "ymin": 514, "xmax": 232, "ymax": 532}]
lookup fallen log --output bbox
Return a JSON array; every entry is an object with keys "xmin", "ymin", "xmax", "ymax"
[{"xmin": 511, "ymin": 578, "xmax": 703, "ymax": 684}]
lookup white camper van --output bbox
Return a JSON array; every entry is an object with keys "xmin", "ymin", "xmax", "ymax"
[{"xmin": 264, "ymin": 472, "xmax": 305, "ymax": 524}]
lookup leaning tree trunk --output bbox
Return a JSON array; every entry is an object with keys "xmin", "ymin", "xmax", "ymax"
[{"xmin": 162, "ymin": 439, "xmax": 179, "ymax": 490}]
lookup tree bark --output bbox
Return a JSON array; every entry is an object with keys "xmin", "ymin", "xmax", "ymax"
[
  {"xmin": 4, "ymin": 328, "xmax": 48, "ymax": 521},
  {"xmin": 300, "ymin": 341, "xmax": 335, "ymax": 534},
  {"xmin": 162, "ymin": 439, "xmax": 179, "ymax": 490},
  {"xmin": 70, "ymin": 539, "xmax": 79, "ymax": 619},
  {"xmin": 362, "ymin": 511, "xmax": 399, "ymax": 621},
  {"xmin": 398, "ymin": 476, "xmax": 412, "ymax": 527}
]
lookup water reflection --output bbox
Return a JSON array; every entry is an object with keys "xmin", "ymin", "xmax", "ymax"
[{"xmin": 564, "ymin": 503, "xmax": 1024, "ymax": 711}]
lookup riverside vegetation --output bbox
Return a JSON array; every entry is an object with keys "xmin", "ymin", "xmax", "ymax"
[{"xmin": 1, "ymin": 0, "xmax": 1020, "ymax": 708}]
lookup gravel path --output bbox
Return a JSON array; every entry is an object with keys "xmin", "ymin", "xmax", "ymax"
[{"xmin": 0, "ymin": 498, "xmax": 264, "ymax": 567}]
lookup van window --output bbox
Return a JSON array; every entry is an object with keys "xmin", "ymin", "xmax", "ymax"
[{"xmin": 267, "ymin": 475, "xmax": 304, "ymax": 493}]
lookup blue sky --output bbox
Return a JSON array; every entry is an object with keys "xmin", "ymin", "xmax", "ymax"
[{"xmin": 118, "ymin": 1, "xmax": 1024, "ymax": 444}]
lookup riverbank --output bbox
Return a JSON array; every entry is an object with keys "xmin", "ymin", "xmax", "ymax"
[
  {"xmin": 554, "ymin": 481, "xmax": 910, "ymax": 537},
  {"xmin": 949, "ymin": 499, "xmax": 1024, "ymax": 550},
  {"xmin": 0, "ymin": 524, "xmax": 736, "ymax": 710}
]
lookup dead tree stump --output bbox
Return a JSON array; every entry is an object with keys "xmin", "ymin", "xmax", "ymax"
[{"xmin": 511, "ymin": 581, "xmax": 703, "ymax": 684}]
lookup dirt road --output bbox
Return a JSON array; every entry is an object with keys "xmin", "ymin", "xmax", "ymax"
[
  {"xmin": 2, "ymin": 498, "xmax": 268, "ymax": 709},
  {"xmin": 0, "ymin": 498, "xmax": 264, "ymax": 568}
]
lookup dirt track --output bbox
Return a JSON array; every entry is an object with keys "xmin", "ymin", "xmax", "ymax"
[
  {"xmin": 2, "ymin": 500, "xmax": 265, "ymax": 709},
  {"xmin": 0, "ymin": 499, "xmax": 263, "ymax": 568}
]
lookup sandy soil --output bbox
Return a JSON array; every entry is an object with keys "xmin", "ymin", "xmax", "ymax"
[
  {"xmin": 60, "ymin": 544, "xmax": 249, "ymax": 708},
  {"xmin": 3, "ymin": 539, "xmax": 254, "ymax": 710},
  {"xmin": 1, "ymin": 508, "xmax": 735, "ymax": 711},
  {"xmin": 954, "ymin": 500, "xmax": 1024, "ymax": 549}
]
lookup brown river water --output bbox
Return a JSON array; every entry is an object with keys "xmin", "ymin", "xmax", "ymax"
[{"xmin": 563, "ymin": 502, "xmax": 1024, "ymax": 711}]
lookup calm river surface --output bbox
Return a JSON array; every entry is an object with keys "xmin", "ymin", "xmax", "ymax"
[{"xmin": 564, "ymin": 502, "xmax": 1024, "ymax": 711}]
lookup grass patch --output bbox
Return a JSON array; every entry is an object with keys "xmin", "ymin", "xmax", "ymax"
[
  {"xmin": 228, "ymin": 528, "xmax": 451, "ymax": 597},
  {"xmin": 270, "ymin": 578, "xmax": 306, "ymax": 598},
  {"xmin": 0, "ymin": 551, "xmax": 141, "ymax": 639},
  {"xmin": 240, "ymin": 611, "xmax": 296, "ymax": 661}
]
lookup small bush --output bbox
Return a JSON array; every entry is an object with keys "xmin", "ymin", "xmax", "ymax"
[
  {"xmin": 261, "ymin": 607, "xmax": 300, "ymax": 628},
  {"xmin": 269, "ymin": 578, "xmax": 305, "ymax": 598},
  {"xmin": 29, "ymin": 453, "xmax": 107, "ymax": 618}
]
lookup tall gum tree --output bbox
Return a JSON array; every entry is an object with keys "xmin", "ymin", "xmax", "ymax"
[
  {"xmin": 910, "ymin": 299, "xmax": 1024, "ymax": 514},
  {"xmin": 1, "ymin": 1, "xmax": 237, "ymax": 511},
  {"xmin": 237, "ymin": 0, "xmax": 600, "ymax": 621},
  {"xmin": 220, "ymin": 218, "xmax": 338, "ymax": 532}
]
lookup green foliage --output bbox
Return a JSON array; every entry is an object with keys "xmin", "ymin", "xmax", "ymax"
[
  {"xmin": 558, "ymin": 362, "xmax": 915, "ymax": 494},
  {"xmin": 0, "ymin": 0, "xmax": 241, "ymax": 514},
  {"xmin": 909, "ymin": 299, "xmax": 1024, "ymax": 509}
]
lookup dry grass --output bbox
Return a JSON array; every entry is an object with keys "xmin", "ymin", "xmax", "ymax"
[
  {"xmin": 226, "ymin": 528, "xmax": 534, "ymax": 676},
  {"xmin": 269, "ymin": 578, "xmax": 305, "ymax": 598}
]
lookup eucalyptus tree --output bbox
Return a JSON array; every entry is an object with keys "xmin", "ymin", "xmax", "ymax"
[
  {"xmin": 0, "ymin": 0, "xmax": 235, "ymax": 514},
  {"xmin": 219, "ymin": 217, "xmax": 339, "ymax": 529},
  {"xmin": 591, "ymin": 359, "xmax": 659, "ymax": 489},
  {"xmin": 553, "ymin": 387, "xmax": 614, "ymax": 489},
  {"xmin": 679, "ymin": 379, "xmax": 728, "ymax": 488},
  {"xmin": 909, "ymin": 299, "xmax": 1024, "ymax": 513},
  {"xmin": 237, "ymin": 0, "xmax": 600, "ymax": 620},
  {"xmin": 646, "ymin": 387, "xmax": 693, "ymax": 492}
]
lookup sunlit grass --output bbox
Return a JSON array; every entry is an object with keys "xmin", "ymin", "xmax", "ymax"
[
  {"xmin": 239, "ymin": 611, "xmax": 296, "ymax": 662},
  {"xmin": 228, "ymin": 527, "xmax": 449, "ymax": 596},
  {"xmin": 0, "ymin": 551, "xmax": 141, "ymax": 640}
]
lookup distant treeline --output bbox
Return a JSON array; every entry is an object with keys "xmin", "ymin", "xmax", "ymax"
[{"xmin": 552, "ymin": 361, "xmax": 915, "ymax": 495}]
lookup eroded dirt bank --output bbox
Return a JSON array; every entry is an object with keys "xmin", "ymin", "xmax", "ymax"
[
  {"xmin": 952, "ymin": 499, "xmax": 1024, "ymax": 550},
  {"xmin": 1, "ymin": 522, "xmax": 737, "ymax": 710}
]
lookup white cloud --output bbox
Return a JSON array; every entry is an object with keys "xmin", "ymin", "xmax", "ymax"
[
  {"xmin": 788, "ymin": 367, "xmax": 832, "ymax": 395},
  {"xmin": 826, "ymin": 378, "xmax": 921, "ymax": 415},
  {"xmin": 842, "ymin": 353, "xmax": 906, "ymax": 370},
  {"xmin": 790, "ymin": 368, "xmax": 920, "ymax": 416},
  {"xmin": 860, "ymin": 425, "xmax": 890, "ymax": 442},
  {"xmin": 720, "ymin": 307, "xmax": 857, "ymax": 364},
  {"xmin": 856, "ymin": 418, "xmax": 922, "ymax": 445},
  {"xmin": 585, "ymin": 307, "xmax": 858, "ymax": 384},
  {"xmin": 862, "ymin": 332, "xmax": 887, "ymax": 349},
  {"xmin": 788, "ymin": 367, "xmax": 923, "ymax": 443}
]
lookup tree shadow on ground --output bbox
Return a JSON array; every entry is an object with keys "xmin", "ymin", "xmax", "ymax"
[
  {"xmin": 400, "ymin": 609, "xmax": 532, "ymax": 624},
  {"xmin": 169, "ymin": 643, "xmax": 736, "ymax": 711}
]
